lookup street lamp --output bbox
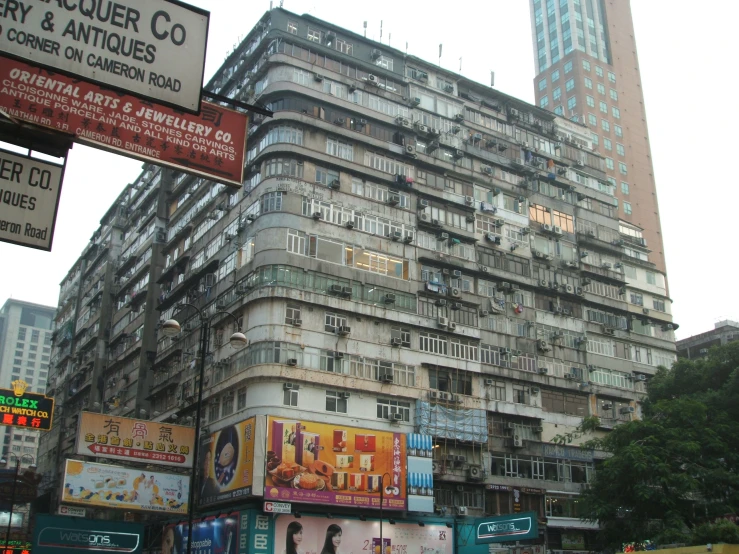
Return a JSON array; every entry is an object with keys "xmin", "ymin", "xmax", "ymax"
[
  {"xmin": 160, "ymin": 303, "xmax": 247, "ymax": 554},
  {"xmin": 1, "ymin": 454, "xmax": 36, "ymax": 550},
  {"xmin": 378, "ymin": 472, "xmax": 393, "ymax": 554}
]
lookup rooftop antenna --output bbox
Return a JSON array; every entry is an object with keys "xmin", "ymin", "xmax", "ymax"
[
  {"xmin": 438, "ymin": 44, "xmax": 442, "ymax": 67},
  {"xmin": 380, "ymin": 20, "xmax": 383, "ymax": 43},
  {"xmin": 459, "ymin": 57, "xmax": 462, "ymax": 72},
  {"xmin": 405, "ymin": 41, "xmax": 408, "ymax": 55},
  {"xmin": 363, "ymin": 21, "xmax": 367, "ymax": 38},
  {"xmin": 388, "ymin": 33, "xmax": 391, "ymax": 47},
  {"xmin": 490, "ymin": 71, "xmax": 495, "ymax": 87}
]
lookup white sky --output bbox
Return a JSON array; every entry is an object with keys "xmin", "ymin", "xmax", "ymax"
[{"xmin": 1, "ymin": 0, "xmax": 736, "ymax": 340}]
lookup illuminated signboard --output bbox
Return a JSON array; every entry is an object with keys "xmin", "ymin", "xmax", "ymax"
[
  {"xmin": 34, "ymin": 514, "xmax": 142, "ymax": 554},
  {"xmin": 0, "ymin": 381, "xmax": 54, "ymax": 431}
]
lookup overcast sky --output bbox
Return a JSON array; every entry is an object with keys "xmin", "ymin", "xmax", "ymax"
[{"xmin": 1, "ymin": 1, "xmax": 735, "ymax": 341}]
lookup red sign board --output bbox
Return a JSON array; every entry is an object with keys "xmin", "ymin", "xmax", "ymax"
[{"xmin": 0, "ymin": 56, "xmax": 247, "ymax": 187}]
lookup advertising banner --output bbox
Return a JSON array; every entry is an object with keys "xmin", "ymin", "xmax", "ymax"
[
  {"xmin": 61, "ymin": 460, "xmax": 189, "ymax": 514},
  {"xmin": 474, "ymin": 512, "xmax": 539, "ymax": 544},
  {"xmin": 0, "ymin": 149, "xmax": 64, "ymax": 251},
  {"xmin": 0, "ymin": 56, "xmax": 247, "ymax": 187},
  {"xmin": 265, "ymin": 416, "xmax": 406, "ymax": 511},
  {"xmin": 0, "ymin": 0, "xmax": 209, "ymax": 113},
  {"xmin": 34, "ymin": 514, "xmax": 143, "ymax": 554},
  {"xmin": 275, "ymin": 515, "xmax": 452, "ymax": 554},
  {"xmin": 76, "ymin": 411, "xmax": 195, "ymax": 468},
  {"xmin": 0, "ymin": 381, "xmax": 55, "ymax": 430},
  {"xmin": 198, "ymin": 417, "xmax": 256, "ymax": 507},
  {"xmin": 162, "ymin": 512, "xmax": 245, "ymax": 554}
]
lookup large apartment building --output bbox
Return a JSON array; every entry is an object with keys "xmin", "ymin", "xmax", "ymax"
[
  {"xmin": 528, "ymin": 0, "xmax": 668, "ymax": 281},
  {"xmin": 39, "ymin": 7, "xmax": 676, "ymax": 550}
]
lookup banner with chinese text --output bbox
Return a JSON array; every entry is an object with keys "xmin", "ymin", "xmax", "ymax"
[
  {"xmin": 264, "ymin": 416, "xmax": 406, "ymax": 510},
  {"xmin": 61, "ymin": 460, "xmax": 189, "ymax": 514},
  {"xmin": 76, "ymin": 412, "xmax": 195, "ymax": 468}
]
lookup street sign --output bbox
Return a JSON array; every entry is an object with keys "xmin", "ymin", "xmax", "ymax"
[
  {"xmin": 263, "ymin": 501, "xmax": 292, "ymax": 514},
  {"xmin": 0, "ymin": 0, "xmax": 210, "ymax": 113},
  {"xmin": 0, "ymin": 149, "xmax": 65, "ymax": 251},
  {"xmin": 58, "ymin": 505, "xmax": 86, "ymax": 517}
]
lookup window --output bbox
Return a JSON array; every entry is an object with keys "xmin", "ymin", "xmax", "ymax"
[
  {"xmin": 564, "ymin": 61, "xmax": 573, "ymax": 73},
  {"xmin": 595, "ymin": 66, "xmax": 603, "ymax": 77},
  {"xmin": 326, "ymin": 390, "xmax": 348, "ymax": 413},
  {"xmin": 538, "ymin": 78, "xmax": 547, "ymax": 91},
  {"xmin": 567, "ymin": 97, "xmax": 576, "ymax": 111},
  {"xmin": 601, "ymin": 119, "xmax": 610, "ymax": 132},
  {"xmin": 222, "ymin": 393, "xmax": 234, "ymax": 417},
  {"xmin": 391, "ymin": 326, "xmax": 411, "ymax": 348},
  {"xmin": 616, "ymin": 143, "xmax": 625, "ymax": 156},
  {"xmin": 588, "ymin": 113, "xmax": 596, "ymax": 126},
  {"xmin": 31, "ymin": 330, "xmax": 39, "ymax": 342},
  {"xmin": 612, "ymin": 107, "xmax": 621, "ymax": 119},
  {"xmin": 597, "ymin": 83, "xmax": 605, "ymax": 95},
  {"xmin": 599, "ymin": 101, "xmax": 607, "ymax": 114},
  {"xmin": 608, "ymin": 71, "xmax": 616, "ymax": 83},
  {"xmin": 646, "ymin": 271, "xmax": 657, "ymax": 285},
  {"xmin": 283, "ymin": 388, "xmax": 298, "ymax": 407},
  {"xmin": 554, "ymin": 106, "xmax": 563, "ymax": 115},
  {"xmin": 307, "ymin": 27, "xmax": 322, "ymax": 42},
  {"xmin": 208, "ymin": 399, "xmax": 220, "ymax": 422},
  {"xmin": 552, "ymin": 87, "xmax": 561, "ymax": 101},
  {"xmin": 260, "ymin": 191, "xmax": 283, "ymax": 213},
  {"xmin": 605, "ymin": 158, "xmax": 614, "ymax": 170},
  {"xmin": 336, "ymin": 39, "xmax": 353, "ymax": 55},
  {"xmin": 610, "ymin": 89, "xmax": 618, "ymax": 101},
  {"xmin": 529, "ymin": 203, "xmax": 552, "ymax": 225},
  {"xmin": 325, "ymin": 312, "xmax": 348, "ymax": 332},
  {"xmin": 614, "ymin": 124, "xmax": 623, "ymax": 138},
  {"xmin": 287, "ymin": 20, "xmax": 298, "ymax": 34},
  {"xmin": 621, "ymin": 182, "xmax": 629, "ymax": 195},
  {"xmin": 326, "ymin": 137, "xmax": 353, "ymax": 161},
  {"xmin": 619, "ymin": 162, "xmax": 628, "ymax": 175},
  {"xmin": 630, "ymin": 292, "xmax": 643, "ymax": 306},
  {"xmin": 420, "ymin": 332, "xmax": 447, "ymax": 355},
  {"xmin": 603, "ymin": 138, "xmax": 612, "ymax": 151},
  {"xmin": 17, "ymin": 328, "xmax": 25, "ymax": 340},
  {"xmin": 485, "ymin": 380, "xmax": 506, "ymax": 401},
  {"xmin": 285, "ymin": 304, "xmax": 301, "ymax": 324},
  {"xmin": 540, "ymin": 96, "xmax": 549, "ymax": 108},
  {"xmin": 15, "ymin": 350, "xmax": 23, "ymax": 358},
  {"xmin": 623, "ymin": 202, "xmax": 632, "ymax": 215},
  {"xmin": 586, "ymin": 96, "xmax": 594, "ymax": 108},
  {"xmin": 551, "ymin": 69, "xmax": 560, "ymax": 82},
  {"xmin": 375, "ymin": 55, "xmax": 393, "ymax": 71},
  {"xmin": 653, "ymin": 299, "xmax": 666, "ymax": 312},
  {"xmin": 237, "ymin": 387, "xmax": 247, "ymax": 410},
  {"xmin": 582, "ymin": 60, "xmax": 591, "ymax": 71},
  {"xmin": 584, "ymin": 77, "xmax": 592, "ymax": 89},
  {"xmin": 377, "ymin": 399, "xmax": 411, "ymax": 422},
  {"xmin": 565, "ymin": 78, "xmax": 574, "ymax": 92}
]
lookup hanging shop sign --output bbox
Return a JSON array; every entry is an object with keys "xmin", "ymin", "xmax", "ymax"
[
  {"xmin": 474, "ymin": 512, "xmax": 539, "ymax": 544},
  {"xmin": 0, "ymin": 149, "xmax": 64, "ymax": 251},
  {"xmin": 61, "ymin": 460, "xmax": 189, "ymax": 514},
  {"xmin": 265, "ymin": 416, "xmax": 407, "ymax": 511},
  {"xmin": 0, "ymin": 56, "xmax": 247, "ymax": 187},
  {"xmin": 34, "ymin": 514, "xmax": 143, "ymax": 554},
  {"xmin": 76, "ymin": 411, "xmax": 195, "ymax": 468},
  {"xmin": 0, "ymin": 0, "xmax": 209, "ymax": 113},
  {"xmin": 0, "ymin": 380, "xmax": 55, "ymax": 430}
]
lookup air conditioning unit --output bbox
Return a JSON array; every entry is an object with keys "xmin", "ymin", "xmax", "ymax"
[
  {"xmin": 439, "ymin": 232, "xmax": 449, "ymax": 241},
  {"xmin": 538, "ymin": 367, "xmax": 549, "ymax": 375},
  {"xmin": 553, "ymin": 226, "xmax": 563, "ymax": 235},
  {"xmin": 541, "ymin": 223, "xmax": 553, "ymax": 233},
  {"xmin": 345, "ymin": 220, "xmax": 355, "ymax": 229},
  {"xmin": 405, "ymin": 144, "xmax": 417, "ymax": 157},
  {"xmin": 479, "ymin": 309, "xmax": 490, "ymax": 317},
  {"xmin": 314, "ymin": 73, "xmax": 324, "ymax": 82},
  {"xmin": 156, "ymin": 230, "xmax": 167, "ymax": 243},
  {"xmin": 448, "ymin": 322, "xmax": 457, "ymax": 331},
  {"xmin": 341, "ymin": 286, "xmax": 352, "ymax": 297},
  {"xmin": 642, "ymin": 308, "xmax": 650, "ymax": 315},
  {"xmin": 339, "ymin": 392, "xmax": 351, "ymax": 399},
  {"xmin": 635, "ymin": 374, "xmax": 647, "ymax": 381},
  {"xmin": 512, "ymin": 435, "xmax": 524, "ymax": 448},
  {"xmin": 216, "ymin": 298, "xmax": 227, "ymax": 309},
  {"xmin": 367, "ymin": 74, "xmax": 379, "ymax": 85},
  {"xmin": 480, "ymin": 266, "xmax": 489, "ymax": 273},
  {"xmin": 564, "ymin": 373, "xmax": 575, "ymax": 380},
  {"xmin": 604, "ymin": 327, "xmax": 615, "ymax": 335},
  {"xmin": 564, "ymin": 284, "xmax": 574, "ymax": 294},
  {"xmin": 384, "ymin": 293, "xmax": 396, "ymax": 304},
  {"xmin": 456, "ymin": 506, "xmax": 468, "ymax": 516},
  {"xmin": 312, "ymin": 211, "xmax": 323, "ymax": 220},
  {"xmin": 390, "ymin": 231, "xmax": 403, "ymax": 241},
  {"xmin": 429, "ymin": 391, "xmax": 440, "ymax": 400},
  {"xmin": 620, "ymin": 406, "xmax": 635, "ymax": 414},
  {"xmin": 419, "ymin": 213, "xmax": 431, "ymax": 223},
  {"xmin": 453, "ymin": 149, "xmax": 464, "ymax": 159},
  {"xmin": 565, "ymin": 261, "xmax": 578, "ymax": 268},
  {"xmin": 537, "ymin": 340, "xmax": 551, "ymax": 352},
  {"xmin": 329, "ymin": 178, "xmax": 341, "ymax": 189},
  {"xmin": 437, "ymin": 316, "xmax": 449, "ymax": 328},
  {"xmin": 390, "ymin": 337, "xmax": 402, "ymax": 347},
  {"xmin": 448, "ymin": 288, "xmax": 461, "ymax": 298},
  {"xmin": 432, "ymin": 462, "xmax": 443, "ymax": 475},
  {"xmin": 390, "ymin": 413, "xmax": 403, "ymax": 422},
  {"xmin": 417, "ymin": 124, "xmax": 430, "ymax": 134},
  {"xmin": 602, "ymin": 403, "xmax": 613, "ymax": 411},
  {"xmin": 337, "ymin": 325, "xmax": 351, "ymax": 336},
  {"xmin": 482, "ymin": 166, "xmax": 494, "ymax": 175},
  {"xmin": 329, "ymin": 284, "xmax": 343, "ymax": 295},
  {"xmin": 286, "ymin": 359, "xmax": 298, "ymax": 367},
  {"xmin": 467, "ymin": 465, "xmax": 483, "ymax": 481}
]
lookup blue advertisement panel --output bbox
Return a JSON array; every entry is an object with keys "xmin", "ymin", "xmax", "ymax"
[
  {"xmin": 33, "ymin": 514, "xmax": 143, "ymax": 554},
  {"xmin": 474, "ymin": 512, "xmax": 539, "ymax": 544}
]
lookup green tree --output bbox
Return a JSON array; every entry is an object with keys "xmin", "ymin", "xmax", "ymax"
[{"xmin": 565, "ymin": 343, "xmax": 739, "ymax": 548}]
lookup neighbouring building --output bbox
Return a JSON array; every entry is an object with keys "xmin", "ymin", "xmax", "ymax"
[
  {"xmin": 528, "ymin": 0, "xmax": 669, "ymax": 287},
  {"xmin": 676, "ymin": 320, "xmax": 739, "ymax": 359},
  {"xmin": 39, "ymin": 7, "xmax": 676, "ymax": 550}
]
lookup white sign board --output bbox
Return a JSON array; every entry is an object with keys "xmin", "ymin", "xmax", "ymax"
[
  {"xmin": 263, "ymin": 501, "xmax": 292, "ymax": 514},
  {"xmin": 58, "ymin": 505, "xmax": 86, "ymax": 517},
  {"xmin": 0, "ymin": 149, "xmax": 64, "ymax": 251},
  {"xmin": 0, "ymin": 0, "xmax": 209, "ymax": 113}
]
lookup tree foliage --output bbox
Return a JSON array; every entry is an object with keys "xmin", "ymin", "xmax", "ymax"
[{"xmin": 571, "ymin": 343, "xmax": 739, "ymax": 548}]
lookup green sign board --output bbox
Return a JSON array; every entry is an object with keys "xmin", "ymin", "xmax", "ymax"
[
  {"xmin": 33, "ymin": 515, "xmax": 143, "ymax": 554},
  {"xmin": 474, "ymin": 511, "xmax": 539, "ymax": 544},
  {"xmin": 0, "ymin": 382, "xmax": 54, "ymax": 431}
]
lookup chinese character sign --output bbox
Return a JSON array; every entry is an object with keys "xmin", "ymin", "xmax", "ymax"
[
  {"xmin": 0, "ymin": 385, "xmax": 54, "ymax": 431},
  {"xmin": 264, "ymin": 416, "xmax": 407, "ymax": 511},
  {"xmin": 62, "ymin": 460, "xmax": 189, "ymax": 514},
  {"xmin": 76, "ymin": 412, "xmax": 195, "ymax": 468},
  {"xmin": 198, "ymin": 417, "xmax": 256, "ymax": 507}
]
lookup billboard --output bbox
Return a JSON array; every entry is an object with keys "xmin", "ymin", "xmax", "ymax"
[
  {"xmin": 474, "ymin": 512, "xmax": 539, "ymax": 544},
  {"xmin": 0, "ymin": 56, "xmax": 247, "ymax": 187},
  {"xmin": 0, "ymin": 380, "xmax": 55, "ymax": 430},
  {"xmin": 0, "ymin": 0, "xmax": 209, "ymax": 113},
  {"xmin": 163, "ymin": 513, "xmax": 244, "ymax": 554},
  {"xmin": 265, "ymin": 416, "xmax": 406, "ymax": 511},
  {"xmin": 76, "ymin": 411, "xmax": 195, "ymax": 468},
  {"xmin": 61, "ymin": 460, "xmax": 189, "ymax": 514},
  {"xmin": 274, "ymin": 516, "xmax": 452, "ymax": 554},
  {"xmin": 198, "ymin": 417, "xmax": 257, "ymax": 507},
  {"xmin": 34, "ymin": 514, "xmax": 143, "ymax": 554},
  {"xmin": 0, "ymin": 149, "xmax": 64, "ymax": 251}
]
